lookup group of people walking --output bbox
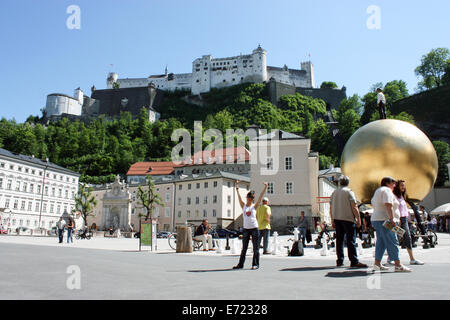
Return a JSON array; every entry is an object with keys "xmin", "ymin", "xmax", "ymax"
[
  {"xmin": 56, "ymin": 217, "xmax": 75, "ymax": 244},
  {"xmin": 330, "ymin": 175, "xmax": 424, "ymax": 273}
]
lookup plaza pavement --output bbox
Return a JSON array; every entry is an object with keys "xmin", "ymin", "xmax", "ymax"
[{"xmin": 0, "ymin": 232, "xmax": 449, "ymax": 299}]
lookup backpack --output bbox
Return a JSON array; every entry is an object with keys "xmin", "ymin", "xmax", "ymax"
[{"xmin": 289, "ymin": 240, "xmax": 304, "ymax": 256}]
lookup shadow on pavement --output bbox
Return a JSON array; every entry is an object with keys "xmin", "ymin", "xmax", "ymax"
[
  {"xmin": 280, "ymin": 266, "xmax": 337, "ymax": 272},
  {"xmin": 325, "ymin": 270, "xmax": 370, "ymax": 278},
  {"xmin": 188, "ymin": 268, "xmax": 237, "ymax": 273}
]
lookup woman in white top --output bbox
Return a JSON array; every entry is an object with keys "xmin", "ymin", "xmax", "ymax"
[
  {"xmin": 371, "ymin": 176, "xmax": 412, "ymax": 272},
  {"xmin": 233, "ymin": 181, "xmax": 268, "ymax": 270}
]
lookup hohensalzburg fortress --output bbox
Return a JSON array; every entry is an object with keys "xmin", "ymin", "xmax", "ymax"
[{"xmin": 107, "ymin": 46, "xmax": 315, "ymax": 95}]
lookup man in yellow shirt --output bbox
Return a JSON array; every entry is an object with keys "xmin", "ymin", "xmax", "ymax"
[{"xmin": 257, "ymin": 197, "xmax": 271, "ymax": 254}]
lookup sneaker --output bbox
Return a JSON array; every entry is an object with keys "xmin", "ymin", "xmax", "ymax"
[
  {"xmin": 263, "ymin": 251, "xmax": 271, "ymax": 255},
  {"xmin": 251, "ymin": 265, "xmax": 259, "ymax": 270},
  {"xmin": 336, "ymin": 262, "xmax": 344, "ymax": 267},
  {"xmin": 350, "ymin": 262, "xmax": 368, "ymax": 269},
  {"xmin": 232, "ymin": 265, "xmax": 243, "ymax": 270},
  {"xmin": 410, "ymin": 259, "xmax": 424, "ymax": 265},
  {"xmin": 202, "ymin": 249, "xmax": 208, "ymax": 252},
  {"xmin": 395, "ymin": 265, "xmax": 412, "ymax": 272},
  {"xmin": 385, "ymin": 260, "xmax": 395, "ymax": 265},
  {"xmin": 372, "ymin": 264, "xmax": 389, "ymax": 271}
]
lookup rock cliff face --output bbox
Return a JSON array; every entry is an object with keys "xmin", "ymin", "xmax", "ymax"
[{"xmin": 391, "ymin": 85, "xmax": 450, "ymax": 144}]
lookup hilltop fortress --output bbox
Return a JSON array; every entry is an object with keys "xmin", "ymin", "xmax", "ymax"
[
  {"xmin": 106, "ymin": 45, "xmax": 315, "ymax": 95},
  {"xmin": 43, "ymin": 46, "xmax": 346, "ymax": 122}
]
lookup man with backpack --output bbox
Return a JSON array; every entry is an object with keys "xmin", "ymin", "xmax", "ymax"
[{"xmin": 330, "ymin": 176, "xmax": 367, "ymax": 268}]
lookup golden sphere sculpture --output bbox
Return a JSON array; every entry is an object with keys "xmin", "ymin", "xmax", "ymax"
[{"xmin": 341, "ymin": 119, "xmax": 438, "ymax": 204}]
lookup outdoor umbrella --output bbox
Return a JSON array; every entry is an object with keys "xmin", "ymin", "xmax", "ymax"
[{"xmin": 430, "ymin": 203, "xmax": 450, "ymax": 216}]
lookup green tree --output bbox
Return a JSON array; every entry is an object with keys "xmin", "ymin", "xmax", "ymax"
[
  {"xmin": 320, "ymin": 81, "xmax": 338, "ymax": 89},
  {"xmin": 137, "ymin": 176, "xmax": 164, "ymax": 220},
  {"xmin": 432, "ymin": 140, "xmax": 450, "ymax": 186},
  {"xmin": 415, "ymin": 48, "xmax": 450, "ymax": 91},
  {"xmin": 75, "ymin": 183, "xmax": 98, "ymax": 226},
  {"xmin": 361, "ymin": 80, "xmax": 409, "ymax": 124}
]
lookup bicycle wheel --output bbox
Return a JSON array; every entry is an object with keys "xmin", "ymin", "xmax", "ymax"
[{"xmin": 168, "ymin": 233, "xmax": 177, "ymax": 250}]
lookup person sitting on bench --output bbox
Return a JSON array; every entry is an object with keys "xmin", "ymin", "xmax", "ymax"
[{"xmin": 193, "ymin": 219, "xmax": 215, "ymax": 251}]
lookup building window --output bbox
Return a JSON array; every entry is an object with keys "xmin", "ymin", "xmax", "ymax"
[
  {"xmin": 30, "ymin": 184, "xmax": 34, "ymax": 193},
  {"xmin": 188, "ymin": 184, "xmax": 191, "ymax": 190},
  {"xmin": 204, "ymin": 182, "xmax": 208, "ymax": 188},
  {"xmin": 213, "ymin": 195, "xmax": 217, "ymax": 204},
  {"xmin": 58, "ymin": 189, "xmax": 62, "ymax": 197},
  {"xmin": 165, "ymin": 207, "xmax": 170, "ymax": 217},
  {"xmin": 285, "ymin": 157, "xmax": 293, "ymax": 170},
  {"xmin": 65, "ymin": 190, "xmax": 69, "ymax": 199},
  {"xmin": 196, "ymin": 183, "xmax": 200, "ymax": 189},
  {"xmin": 212, "ymin": 209, "xmax": 217, "ymax": 217},
  {"xmin": 43, "ymin": 203, "xmax": 47, "ymax": 213},
  {"xmin": 287, "ymin": 216, "xmax": 294, "ymax": 225},
  {"xmin": 178, "ymin": 185, "xmax": 182, "ymax": 191},
  {"xmin": 37, "ymin": 185, "xmax": 41, "ymax": 194},
  {"xmin": 227, "ymin": 209, "xmax": 231, "ymax": 217},
  {"xmin": 187, "ymin": 210, "xmax": 191, "ymax": 218},
  {"xmin": 15, "ymin": 181, "xmax": 20, "ymax": 191},
  {"xmin": 20, "ymin": 201, "xmax": 25, "ymax": 210},
  {"xmin": 27, "ymin": 202, "xmax": 32, "ymax": 211},
  {"xmin": 50, "ymin": 204, "xmax": 54, "ymax": 213},
  {"xmin": 7, "ymin": 180, "xmax": 12, "ymax": 190},
  {"xmin": 44, "ymin": 186, "xmax": 48, "ymax": 195},
  {"xmin": 227, "ymin": 195, "xmax": 231, "ymax": 204},
  {"xmin": 187, "ymin": 197, "xmax": 191, "ymax": 205},
  {"xmin": 13, "ymin": 200, "xmax": 18, "ymax": 209},
  {"xmin": 213, "ymin": 181, "xmax": 218, "ymax": 188},
  {"xmin": 195, "ymin": 197, "xmax": 199, "ymax": 205},
  {"xmin": 203, "ymin": 196, "xmax": 208, "ymax": 204},
  {"xmin": 52, "ymin": 188, "xmax": 55, "ymax": 197},
  {"xmin": 165, "ymin": 193, "xmax": 170, "ymax": 203},
  {"xmin": 286, "ymin": 182, "xmax": 293, "ymax": 194},
  {"xmin": 4, "ymin": 198, "xmax": 10, "ymax": 208},
  {"xmin": 23, "ymin": 183, "xmax": 27, "ymax": 192},
  {"xmin": 178, "ymin": 197, "xmax": 181, "ymax": 205},
  {"xmin": 178, "ymin": 211, "xmax": 181, "ymax": 218},
  {"xmin": 267, "ymin": 182, "xmax": 274, "ymax": 194},
  {"xmin": 203, "ymin": 209, "xmax": 207, "ymax": 217},
  {"xmin": 0, "ymin": 178, "xmax": 3, "ymax": 189}
]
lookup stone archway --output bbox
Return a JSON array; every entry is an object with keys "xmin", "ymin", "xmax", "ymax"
[{"xmin": 110, "ymin": 207, "xmax": 120, "ymax": 229}]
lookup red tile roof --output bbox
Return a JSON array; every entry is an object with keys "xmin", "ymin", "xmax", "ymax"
[{"xmin": 126, "ymin": 147, "xmax": 249, "ymax": 176}]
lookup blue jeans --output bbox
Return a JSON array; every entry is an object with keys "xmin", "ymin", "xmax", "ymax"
[
  {"xmin": 299, "ymin": 227, "xmax": 307, "ymax": 245},
  {"xmin": 334, "ymin": 220, "xmax": 358, "ymax": 265},
  {"xmin": 58, "ymin": 229, "xmax": 64, "ymax": 243},
  {"xmin": 372, "ymin": 221, "xmax": 399, "ymax": 262},
  {"xmin": 67, "ymin": 228, "xmax": 73, "ymax": 243},
  {"xmin": 237, "ymin": 228, "xmax": 260, "ymax": 267},
  {"xmin": 258, "ymin": 229, "xmax": 270, "ymax": 253}
]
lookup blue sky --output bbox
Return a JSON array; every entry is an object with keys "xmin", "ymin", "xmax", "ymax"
[{"xmin": 1, "ymin": 0, "xmax": 449, "ymax": 122}]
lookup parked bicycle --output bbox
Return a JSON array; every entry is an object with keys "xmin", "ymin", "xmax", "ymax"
[{"xmin": 75, "ymin": 229, "xmax": 92, "ymax": 240}]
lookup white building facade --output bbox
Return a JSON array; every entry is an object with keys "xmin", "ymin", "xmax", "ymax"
[
  {"xmin": 106, "ymin": 46, "xmax": 315, "ymax": 95},
  {"xmin": 0, "ymin": 148, "xmax": 80, "ymax": 233}
]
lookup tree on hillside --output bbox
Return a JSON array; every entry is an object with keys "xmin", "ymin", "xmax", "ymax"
[
  {"xmin": 415, "ymin": 48, "xmax": 450, "ymax": 91},
  {"xmin": 361, "ymin": 80, "xmax": 409, "ymax": 124},
  {"xmin": 320, "ymin": 81, "xmax": 338, "ymax": 89},
  {"xmin": 432, "ymin": 140, "xmax": 450, "ymax": 187},
  {"xmin": 75, "ymin": 183, "xmax": 98, "ymax": 227},
  {"xmin": 137, "ymin": 176, "xmax": 164, "ymax": 221}
]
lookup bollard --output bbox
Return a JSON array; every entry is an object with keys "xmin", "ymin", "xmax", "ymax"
[
  {"xmin": 320, "ymin": 236, "xmax": 329, "ymax": 256},
  {"xmin": 293, "ymin": 227, "xmax": 299, "ymax": 242},
  {"xmin": 272, "ymin": 231, "xmax": 279, "ymax": 255}
]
